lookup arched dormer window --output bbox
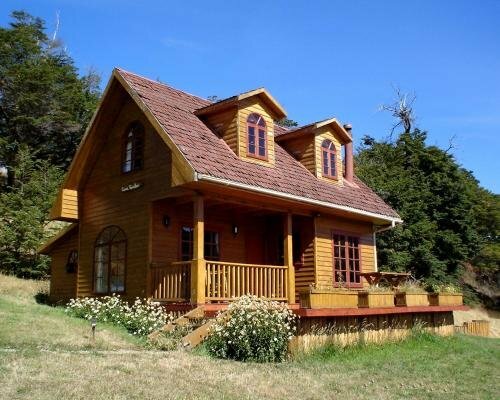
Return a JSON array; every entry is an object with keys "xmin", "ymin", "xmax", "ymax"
[
  {"xmin": 94, "ymin": 226, "xmax": 127, "ymax": 294},
  {"xmin": 321, "ymin": 139, "xmax": 337, "ymax": 179},
  {"xmin": 247, "ymin": 113, "xmax": 267, "ymax": 159},
  {"xmin": 122, "ymin": 122, "xmax": 144, "ymax": 173}
]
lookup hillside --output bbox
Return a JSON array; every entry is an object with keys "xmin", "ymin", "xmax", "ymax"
[{"xmin": 0, "ymin": 274, "xmax": 499, "ymax": 400}]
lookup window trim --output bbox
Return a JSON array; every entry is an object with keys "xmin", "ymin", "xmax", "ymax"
[
  {"xmin": 321, "ymin": 139, "xmax": 338, "ymax": 180},
  {"xmin": 246, "ymin": 113, "xmax": 268, "ymax": 161},
  {"xmin": 331, "ymin": 230, "xmax": 363, "ymax": 288},
  {"xmin": 121, "ymin": 121, "xmax": 145, "ymax": 174},
  {"xmin": 92, "ymin": 226, "xmax": 127, "ymax": 295},
  {"xmin": 179, "ymin": 226, "xmax": 222, "ymax": 261}
]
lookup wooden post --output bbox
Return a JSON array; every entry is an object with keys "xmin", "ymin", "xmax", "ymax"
[
  {"xmin": 284, "ymin": 212, "xmax": 296, "ymax": 304},
  {"xmin": 191, "ymin": 195, "xmax": 206, "ymax": 305}
]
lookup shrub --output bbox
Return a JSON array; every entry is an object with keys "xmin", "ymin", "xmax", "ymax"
[
  {"xmin": 65, "ymin": 295, "xmax": 172, "ymax": 336},
  {"xmin": 205, "ymin": 295, "xmax": 297, "ymax": 362}
]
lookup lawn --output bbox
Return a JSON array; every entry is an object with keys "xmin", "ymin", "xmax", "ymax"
[{"xmin": 0, "ymin": 274, "xmax": 499, "ymax": 400}]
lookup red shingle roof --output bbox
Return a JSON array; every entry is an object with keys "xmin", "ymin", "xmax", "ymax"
[{"xmin": 117, "ymin": 69, "xmax": 400, "ymax": 220}]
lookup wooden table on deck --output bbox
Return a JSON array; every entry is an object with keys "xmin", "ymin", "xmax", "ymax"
[{"xmin": 360, "ymin": 272, "xmax": 410, "ymax": 288}]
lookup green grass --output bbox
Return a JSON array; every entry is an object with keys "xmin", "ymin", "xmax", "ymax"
[{"xmin": 0, "ymin": 274, "xmax": 499, "ymax": 400}]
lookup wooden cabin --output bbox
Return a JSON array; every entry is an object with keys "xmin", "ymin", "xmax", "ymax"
[
  {"xmin": 40, "ymin": 69, "xmax": 466, "ymax": 347},
  {"xmin": 40, "ymin": 68, "xmax": 403, "ymax": 305}
]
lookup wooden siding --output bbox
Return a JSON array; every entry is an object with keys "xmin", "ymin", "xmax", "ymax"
[
  {"xmin": 314, "ymin": 127, "xmax": 344, "ymax": 185},
  {"xmin": 49, "ymin": 228, "xmax": 79, "ymax": 303},
  {"xmin": 280, "ymin": 134, "xmax": 316, "ymax": 175},
  {"xmin": 314, "ymin": 215, "xmax": 375, "ymax": 287},
  {"xmin": 203, "ymin": 108, "xmax": 239, "ymax": 154},
  {"xmin": 77, "ymin": 97, "xmax": 174, "ymax": 299},
  {"xmin": 50, "ymin": 189, "xmax": 79, "ymax": 221},
  {"xmin": 237, "ymin": 98, "xmax": 276, "ymax": 166},
  {"xmin": 294, "ymin": 216, "xmax": 315, "ymax": 294}
]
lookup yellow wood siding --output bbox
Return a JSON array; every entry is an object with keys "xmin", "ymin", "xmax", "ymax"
[
  {"xmin": 314, "ymin": 216, "xmax": 375, "ymax": 287},
  {"xmin": 237, "ymin": 99, "xmax": 275, "ymax": 166},
  {"xmin": 50, "ymin": 189, "xmax": 79, "ymax": 221},
  {"xmin": 314, "ymin": 127, "xmax": 344, "ymax": 185},
  {"xmin": 203, "ymin": 108, "xmax": 239, "ymax": 154},
  {"xmin": 77, "ymin": 97, "xmax": 174, "ymax": 298},
  {"xmin": 294, "ymin": 218, "xmax": 315, "ymax": 294},
  {"xmin": 49, "ymin": 229, "xmax": 78, "ymax": 303},
  {"xmin": 280, "ymin": 135, "xmax": 316, "ymax": 175}
]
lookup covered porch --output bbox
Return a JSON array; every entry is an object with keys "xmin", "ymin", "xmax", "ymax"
[{"xmin": 148, "ymin": 194, "xmax": 314, "ymax": 305}]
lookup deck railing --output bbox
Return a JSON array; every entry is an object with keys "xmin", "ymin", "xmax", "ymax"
[
  {"xmin": 150, "ymin": 261, "xmax": 191, "ymax": 302},
  {"xmin": 205, "ymin": 261, "xmax": 288, "ymax": 301}
]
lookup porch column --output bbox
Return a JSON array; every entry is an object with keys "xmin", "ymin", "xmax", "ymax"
[
  {"xmin": 284, "ymin": 212, "xmax": 296, "ymax": 304},
  {"xmin": 191, "ymin": 195, "xmax": 206, "ymax": 305}
]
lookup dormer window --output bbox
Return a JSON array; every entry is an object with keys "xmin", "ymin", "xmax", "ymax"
[
  {"xmin": 321, "ymin": 139, "xmax": 337, "ymax": 179},
  {"xmin": 122, "ymin": 122, "xmax": 144, "ymax": 173},
  {"xmin": 247, "ymin": 113, "xmax": 267, "ymax": 159}
]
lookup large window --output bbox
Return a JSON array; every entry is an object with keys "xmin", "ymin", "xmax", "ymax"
[
  {"xmin": 321, "ymin": 139, "xmax": 337, "ymax": 179},
  {"xmin": 122, "ymin": 121, "xmax": 144, "ymax": 173},
  {"xmin": 181, "ymin": 227, "xmax": 220, "ymax": 261},
  {"xmin": 246, "ymin": 113, "xmax": 267, "ymax": 159},
  {"xmin": 94, "ymin": 226, "xmax": 127, "ymax": 294},
  {"xmin": 333, "ymin": 233, "xmax": 361, "ymax": 287}
]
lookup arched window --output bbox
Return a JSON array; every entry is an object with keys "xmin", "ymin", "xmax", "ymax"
[
  {"xmin": 247, "ymin": 113, "xmax": 267, "ymax": 159},
  {"xmin": 122, "ymin": 122, "xmax": 144, "ymax": 173},
  {"xmin": 66, "ymin": 250, "xmax": 78, "ymax": 273},
  {"xmin": 94, "ymin": 226, "xmax": 127, "ymax": 294},
  {"xmin": 321, "ymin": 139, "xmax": 337, "ymax": 179}
]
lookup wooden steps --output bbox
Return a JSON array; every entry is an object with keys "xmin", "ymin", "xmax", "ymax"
[
  {"xmin": 182, "ymin": 320, "xmax": 215, "ymax": 349},
  {"xmin": 162, "ymin": 305, "xmax": 205, "ymax": 333}
]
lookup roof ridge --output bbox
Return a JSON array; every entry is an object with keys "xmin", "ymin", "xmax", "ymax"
[{"xmin": 114, "ymin": 67, "xmax": 212, "ymax": 104}]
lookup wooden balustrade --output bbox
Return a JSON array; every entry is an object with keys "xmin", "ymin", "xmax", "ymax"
[
  {"xmin": 150, "ymin": 261, "xmax": 191, "ymax": 302},
  {"xmin": 205, "ymin": 261, "xmax": 288, "ymax": 301}
]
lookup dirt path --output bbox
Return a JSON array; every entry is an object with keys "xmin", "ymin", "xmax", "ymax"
[{"xmin": 454, "ymin": 307, "xmax": 500, "ymax": 337}]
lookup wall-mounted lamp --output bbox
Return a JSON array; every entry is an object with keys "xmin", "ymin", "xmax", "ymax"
[
  {"xmin": 232, "ymin": 224, "xmax": 239, "ymax": 236},
  {"xmin": 162, "ymin": 215, "xmax": 170, "ymax": 228}
]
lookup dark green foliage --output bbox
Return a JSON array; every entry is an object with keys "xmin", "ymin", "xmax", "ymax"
[
  {"xmin": 275, "ymin": 118, "xmax": 299, "ymax": 128},
  {"xmin": 0, "ymin": 11, "xmax": 101, "ymax": 278},
  {"xmin": 0, "ymin": 11, "xmax": 100, "ymax": 171},
  {"xmin": 356, "ymin": 130, "xmax": 497, "ymax": 287},
  {"xmin": 0, "ymin": 146, "xmax": 63, "ymax": 278}
]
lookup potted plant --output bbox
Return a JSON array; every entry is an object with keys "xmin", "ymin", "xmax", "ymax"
[
  {"xmin": 358, "ymin": 285, "xmax": 395, "ymax": 308},
  {"xmin": 299, "ymin": 279, "xmax": 358, "ymax": 309},
  {"xmin": 395, "ymin": 281, "xmax": 429, "ymax": 307},
  {"xmin": 427, "ymin": 284, "xmax": 463, "ymax": 306}
]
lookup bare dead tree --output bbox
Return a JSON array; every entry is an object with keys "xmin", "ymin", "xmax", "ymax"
[{"xmin": 380, "ymin": 86, "xmax": 416, "ymax": 136}]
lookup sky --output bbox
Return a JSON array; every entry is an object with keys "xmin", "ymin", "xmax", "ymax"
[{"xmin": 1, "ymin": 0, "xmax": 499, "ymax": 192}]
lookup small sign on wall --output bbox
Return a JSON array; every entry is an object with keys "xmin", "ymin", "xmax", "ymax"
[{"xmin": 121, "ymin": 182, "xmax": 143, "ymax": 192}]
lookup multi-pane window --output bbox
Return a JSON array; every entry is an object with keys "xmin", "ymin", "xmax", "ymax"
[
  {"xmin": 247, "ymin": 113, "xmax": 267, "ymax": 159},
  {"xmin": 333, "ymin": 233, "xmax": 361, "ymax": 287},
  {"xmin": 94, "ymin": 226, "xmax": 126, "ymax": 294},
  {"xmin": 321, "ymin": 139, "xmax": 337, "ymax": 179},
  {"xmin": 122, "ymin": 121, "xmax": 144, "ymax": 173},
  {"xmin": 181, "ymin": 227, "xmax": 220, "ymax": 261}
]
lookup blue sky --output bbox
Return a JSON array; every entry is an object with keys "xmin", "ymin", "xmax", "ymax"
[{"xmin": 2, "ymin": 0, "xmax": 499, "ymax": 192}]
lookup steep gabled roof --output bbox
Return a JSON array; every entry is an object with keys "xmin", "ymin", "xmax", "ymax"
[
  {"xmin": 115, "ymin": 69, "xmax": 401, "ymax": 221},
  {"xmin": 195, "ymin": 88, "xmax": 286, "ymax": 120},
  {"xmin": 38, "ymin": 223, "xmax": 78, "ymax": 254},
  {"xmin": 275, "ymin": 118, "xmax": 353, "ymax": 144}
]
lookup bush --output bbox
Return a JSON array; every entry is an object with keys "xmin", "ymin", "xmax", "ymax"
[
  {"xmin": 65, "ymin": 295, "xmax": 172, "ymax": 336},
  {"xmin": 205, "ymin": 295, "xmax": 297, "ymax": 362}
]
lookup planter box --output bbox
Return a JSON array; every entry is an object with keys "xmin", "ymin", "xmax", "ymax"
[
  {"xmin": 358, "ymin": 291, "xmax": 395, "ymax": 308},
  {"xmin": 299, "ymin": 290, "xmax": 358, "ymax": 309},
  {"xmin": 395, "ymin": 292, "xmax": 429, "ymax": 307},
  {"xmin": 428, "ymin": 293, "xmax": 463, "ymax": 306}
]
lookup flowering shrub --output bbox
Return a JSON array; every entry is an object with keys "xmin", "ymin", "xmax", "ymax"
[
  {"xmin": 205, "ymin": 295, "xmax": 297, "ymax": 362},
  {"xmin": 65, "ymin": 295, "xmax": 172, "ymax": 336}
]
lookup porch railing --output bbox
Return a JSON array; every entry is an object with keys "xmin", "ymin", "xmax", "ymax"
[
  {"xmin": 150, "ymin": 261, "xmax": 191, "ymax": 302},
  {"xmin": 205, "ymin": 261, "xmax": 288, "ymax": 301}
]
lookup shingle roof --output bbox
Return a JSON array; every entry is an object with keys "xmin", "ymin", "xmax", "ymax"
[{"xmin": 117, "ymin": 69, "xmax": 400, "ymax": 220}]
